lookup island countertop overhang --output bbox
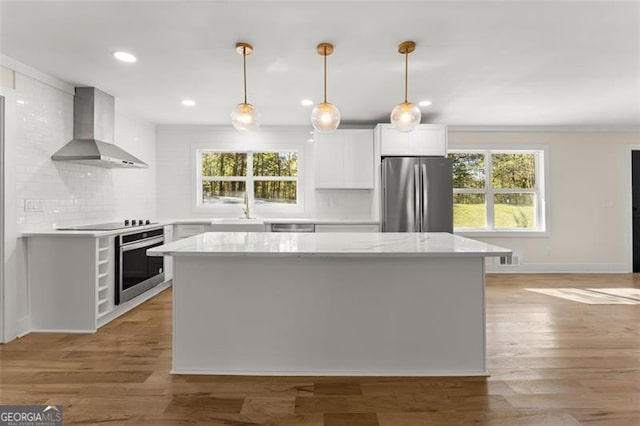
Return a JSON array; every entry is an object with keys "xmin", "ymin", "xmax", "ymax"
[{"xmin": 147, "ymin": 232, "xmax": 511, "ymax": 258}]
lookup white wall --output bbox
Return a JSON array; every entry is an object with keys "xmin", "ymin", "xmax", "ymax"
[
  {"xmin": 2, "ymin": 61, "xmax": 157, "ymax": 341},
  {"xmin": 156, "ymin": 125, "xmax": 374, "ymax": 220},
  {"xmin": 450, "ymin": 130, "xmax": 639, "ymax": 273}
]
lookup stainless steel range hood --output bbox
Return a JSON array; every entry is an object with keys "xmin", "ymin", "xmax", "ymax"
[{"xmin": 52, "ymin": 87, "xmax": 147, "ymax": 168}]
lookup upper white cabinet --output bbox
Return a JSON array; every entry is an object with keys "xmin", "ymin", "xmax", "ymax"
[
  {"xmin": 314, "ymin": 129, "xmax": 374, "ymax": 189},
  {"xmin": 377, "ymin": 123, "xmax": 448, "ymax": 156}
]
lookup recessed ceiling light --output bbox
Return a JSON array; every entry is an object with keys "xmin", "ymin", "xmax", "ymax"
[
  {"xmin": 112, "ymin": 51, "xmax": 137, "ymax": 63},
  {"xmin": 181, "ymin": 99, "xmax": 196, "ymax": 107},
  {"xmin": 418, "ymin": 100, "xmax": 432, "ymax": 107},
  {"xmin": 301, "ymin": 99, "xmax": 313, "ymax": 107}
]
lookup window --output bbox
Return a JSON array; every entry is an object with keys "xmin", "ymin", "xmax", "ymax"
[
  {"xmin": 197, "ymin": 150, "xmax": 299, "ymax": 209},
  {"xmin": 449, "ymin": 149, "xmax": 546, "ymax": 233}
]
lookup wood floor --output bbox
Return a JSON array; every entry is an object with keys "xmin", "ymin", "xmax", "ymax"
[{"xmin": 1, "ymin": 274, "xmax": 639, "ymax": 425}]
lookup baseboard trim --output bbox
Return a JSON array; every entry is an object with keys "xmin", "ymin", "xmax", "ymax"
[
  {"xmin": 171, "ymin": 368, "xmax": 491, "ymax": 377},
  {"xmin": 485, "ymin": 262, "xmax": 629, "ymax": 273}
]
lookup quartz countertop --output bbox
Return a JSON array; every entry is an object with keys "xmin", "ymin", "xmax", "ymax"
[
  {"xmin": 22, "ymin": 222, "xmax": 171, "ymax": 238},
  {"xmin": 147, "ymin": 232, "xmax": 511, "ymax": 258},
  {"xmin": 23, "ymin": 218, "xmax": 380, "ymax": 237},
  {"xmin": 261, "ymin": 218, "xmax": 379, "ymax": 225}
]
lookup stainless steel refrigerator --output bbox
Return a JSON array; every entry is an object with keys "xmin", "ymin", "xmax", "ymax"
[{"xmin": 381, "ymin": 157, "xmax": 453, "ymax": 232}]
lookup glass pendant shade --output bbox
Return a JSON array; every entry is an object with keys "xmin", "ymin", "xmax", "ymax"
[
  {"xmin": 390, "ymin": 101, "xmax": 421, "ymax": 132},
  {"xmin": 311, "ymin": 102, "xmax": 341, "ymax": 133},
  {"xmin": 231, "ymin": 102, "xmax": 260, "ymax": 132}
]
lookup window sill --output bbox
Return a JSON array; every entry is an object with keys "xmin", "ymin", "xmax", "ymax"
[{"xmin": 455, "ymin": 230, "xmax": 549, "ymax": 238}]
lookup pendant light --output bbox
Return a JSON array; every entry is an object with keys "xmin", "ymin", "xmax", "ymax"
[
  {"xmin": 311, "ymin": 42, "xmax": 341, "ymax": 133},
  {"xmin": 231, "ymin": 42, "xmax": 260, "ymax": 132},
  {"xmin": 390, "ymin": 41, "xmax": 421, "ymax": 132}
]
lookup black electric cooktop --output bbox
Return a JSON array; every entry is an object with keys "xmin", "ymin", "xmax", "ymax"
[{"xmin": 57, "ymin": 220, "xmax": 158, "ymax": 231}]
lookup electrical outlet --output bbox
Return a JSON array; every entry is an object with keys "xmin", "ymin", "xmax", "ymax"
[{"xmin": 24, "ymin": 199, "xmax": 43, "ymax": 212}]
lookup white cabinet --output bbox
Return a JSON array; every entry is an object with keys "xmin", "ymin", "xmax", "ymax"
[
  {"xmin": 209, "ymin": 223, "xmax": 265, "ymax": 232},
  {"xmin": 314, "ymin": 129, "xmax": 374, "ymax": 189},
  {"xmin": 163, "ymin": 225, "xmax": 174, "ymax": 281},
  {"xmin": 377, "ymin": 124, "xmax": 448, "ymax": 156},
  {"xmin": 29, "ymin": 235, "xmax": 116, "ymax": 332},
  {"xmin": 315, "ymin": 224, "xmax": 380, "ymax": 233},
  {"xmin": 27, "ymin": 230, "xmax": 172, "ymax": 333},
  {"xmin": 175, "ymin": 223, "xmax": 209, "ymax": 239}
]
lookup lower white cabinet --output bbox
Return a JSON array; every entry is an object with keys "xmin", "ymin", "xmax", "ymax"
[
  {"xmin": 163, "ymin": 225, "xmax": 174, "ymax": 281},
  {"xmin": 29, "ymin": 235, "xmax": 115, "ymax": 332},
  {"xmin": 315, "ymin": 129, "xmax": 374, "ymax": 189},
  {"xmin": 209, "ymin": 223, "xmax": 265, "ymax": 232},
  {"xmin": 315, "ymin": 224, "xmax": 380, "ymax": 233},
  {"xmin": 377, "ymin": 123, "xmax": 448, "ymax": 156},
  {"xmin": 28, "ymin": 232, "xmax": 171, "ymax": 333},
  {"xmin": 175, "ymin": 223, "xmax": 210, "ymax": 239}
]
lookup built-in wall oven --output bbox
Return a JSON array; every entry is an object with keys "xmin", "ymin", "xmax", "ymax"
[{"xmin": 115, "ymin": 227, "xmax": 165, "ymax": 305}]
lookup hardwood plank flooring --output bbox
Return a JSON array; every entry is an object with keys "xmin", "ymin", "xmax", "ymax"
[{"xmin": 1, "ymin": 273, "xmax": 638, "ymax": 425}]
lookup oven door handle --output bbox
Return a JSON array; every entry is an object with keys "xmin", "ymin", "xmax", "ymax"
[{"xmin": 120, "ymin": 236, "xmax": 165, "ymax": 252}]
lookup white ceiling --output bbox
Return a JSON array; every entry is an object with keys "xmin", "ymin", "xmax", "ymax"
[{"xmin": 1, "ymin": 1, "xmax": 639, "ymax": 127}]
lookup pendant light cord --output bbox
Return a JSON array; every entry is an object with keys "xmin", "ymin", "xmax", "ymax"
[
  {"xmin": 404, "ymin": 50, "xmax": 408, "ymax": 103},
  {"xmin": 243, "ymin": 46, "xmax": 247, "ymax": 104},
  {"xmin": 323, "ymin": 45, "xmax": 327, "ymax": 103}
]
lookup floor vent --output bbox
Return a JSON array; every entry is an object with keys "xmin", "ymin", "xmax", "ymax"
[{"xmin": 497, "ymin": 255, "xmax": 520, "ymax": 266}]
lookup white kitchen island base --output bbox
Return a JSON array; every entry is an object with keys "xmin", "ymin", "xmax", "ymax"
[
  {"xmin": 174, "ymin": 256, "xmax": 486, "ymax": 376},
  {"xmin": 155, "ymin": 232, "xmax": 511, "ymax": 377}
]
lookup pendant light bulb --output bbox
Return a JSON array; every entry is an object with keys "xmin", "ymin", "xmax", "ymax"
[
  {"xmin": 231, "ymin": 42, "xmax": 261, "ymax": 132},
  {"xmin": 311, "ymin": 43, "xmax": 340, "ymax": 134},
  {"xmin": 231, "ymin": 102, "xmax": 260, "ymax": 132},
  {"xmin": 390, "ymin": 41, "xmax": 421, "ymax": 132}
]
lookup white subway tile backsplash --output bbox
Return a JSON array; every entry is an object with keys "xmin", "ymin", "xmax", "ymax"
[{"xmin": 13, "ymin": 73, "xmax": 157, "ymax": 233}]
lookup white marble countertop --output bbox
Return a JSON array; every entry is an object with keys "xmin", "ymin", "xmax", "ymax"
[
  {"xmin": 148, "ymin": 232, "xmax": 511, "ymax": 258},
  {"xmin": 261, "ymin": 218, "xmax": 380, "ymax": 225},
  {"xmin": 172, "ymin": 218, "xmax": 380, "ymax": 225},
  {"xmin": 22, "ymin": 222, "xmax": 171, "ymax": 238},
  {"xmin": 23, "ymin": 218, "xmax": 380, "ymax": 237}
]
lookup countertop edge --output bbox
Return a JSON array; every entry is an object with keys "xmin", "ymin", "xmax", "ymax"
[
  {"xmin": 149, "ymin": 250, "xmax": 512, "ymax": 258},
  {"xmin": 22, "ymin": 218, "xmax": 381, "ymax": 237}
]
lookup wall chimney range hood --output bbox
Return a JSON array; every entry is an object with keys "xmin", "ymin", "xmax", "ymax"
[{"xmin": 52, "ymin": 87, "xmax": 147, "ymax": 168}]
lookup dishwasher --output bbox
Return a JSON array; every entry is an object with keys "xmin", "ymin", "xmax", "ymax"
[{"xmin": 270, "ymin": 223, "xmax": 315, "ymax": 232}]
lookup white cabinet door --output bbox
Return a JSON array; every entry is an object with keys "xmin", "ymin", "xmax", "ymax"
[
  {"xmin": 314, "ymin": 129, "xmax": 374, "ymax": 189},
  {"xmin": 378, "ymin": 124, "xmax": 447, "ymax": 156},
  {"xmin": 315, "ymin": 224, "xmax": 380, "ymax": 232},
  {"xmin": 408, "ymin": 125, "xmax": 448, "ymax": 156},
  {"xmin": 379, "ymin": 125, "xmax": 410, "ymax": 155},
  {"xmin": 175, "ymin": 223, "xmax": 209, "ymax": 239},
  {"xmin": 314, "ymin": 132, "xmax": 344, "ymax": 188},
  {"xmin": 163, "ymin": 225, "xmax": 174, "ymax": 280},
  {"xmin": 343, "ymin": 129, "xmax": 374, "ymax": 188}
]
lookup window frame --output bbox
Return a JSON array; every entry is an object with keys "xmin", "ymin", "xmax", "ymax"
[
  {"xmin": 449, "ymin": 146, "xmax": 549, "ymax": 237},
  {"xmin": 195, "ymin": 149, "xmax": 302, "ymax": 214}
]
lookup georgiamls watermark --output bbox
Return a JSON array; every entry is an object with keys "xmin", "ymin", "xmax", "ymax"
[{"xmin": 0, "ymin": 405, "xmax": 62, "ymax": 426}]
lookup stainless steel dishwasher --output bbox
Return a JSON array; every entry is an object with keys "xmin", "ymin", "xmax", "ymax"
[{"xmin": 270, "ymin": 223, "xmax": 315, "ymax": 232}]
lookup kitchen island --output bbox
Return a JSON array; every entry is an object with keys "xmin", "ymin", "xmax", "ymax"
[{"xmin": 149, "ymin": 232, "xmax": 510, "ymax": 376}]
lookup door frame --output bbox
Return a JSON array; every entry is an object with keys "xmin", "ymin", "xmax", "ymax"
[
  {"xmin": 0, "ymin": 95, "xmax": 4, "ymax": 342},
  {"xmin": 626, "ymin": 145, "xmax": 640, "ymax": 273}
]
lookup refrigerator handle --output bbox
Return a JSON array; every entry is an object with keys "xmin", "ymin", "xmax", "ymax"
[
  {"xmin": 421, "ymin": 163, "xmax": 428, "ymax": 232},
  {"xmin": 381, "ymin": 159, "xmax": 386, "ymax": 232},
  {"xmin": 414, "ymin": 164, "xmax": 420, "ymax": 232}
]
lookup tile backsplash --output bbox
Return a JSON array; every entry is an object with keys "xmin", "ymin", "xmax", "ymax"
[{"xmin": 12, "ymin": 72, "xmax": 157, "ymax": 233}]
